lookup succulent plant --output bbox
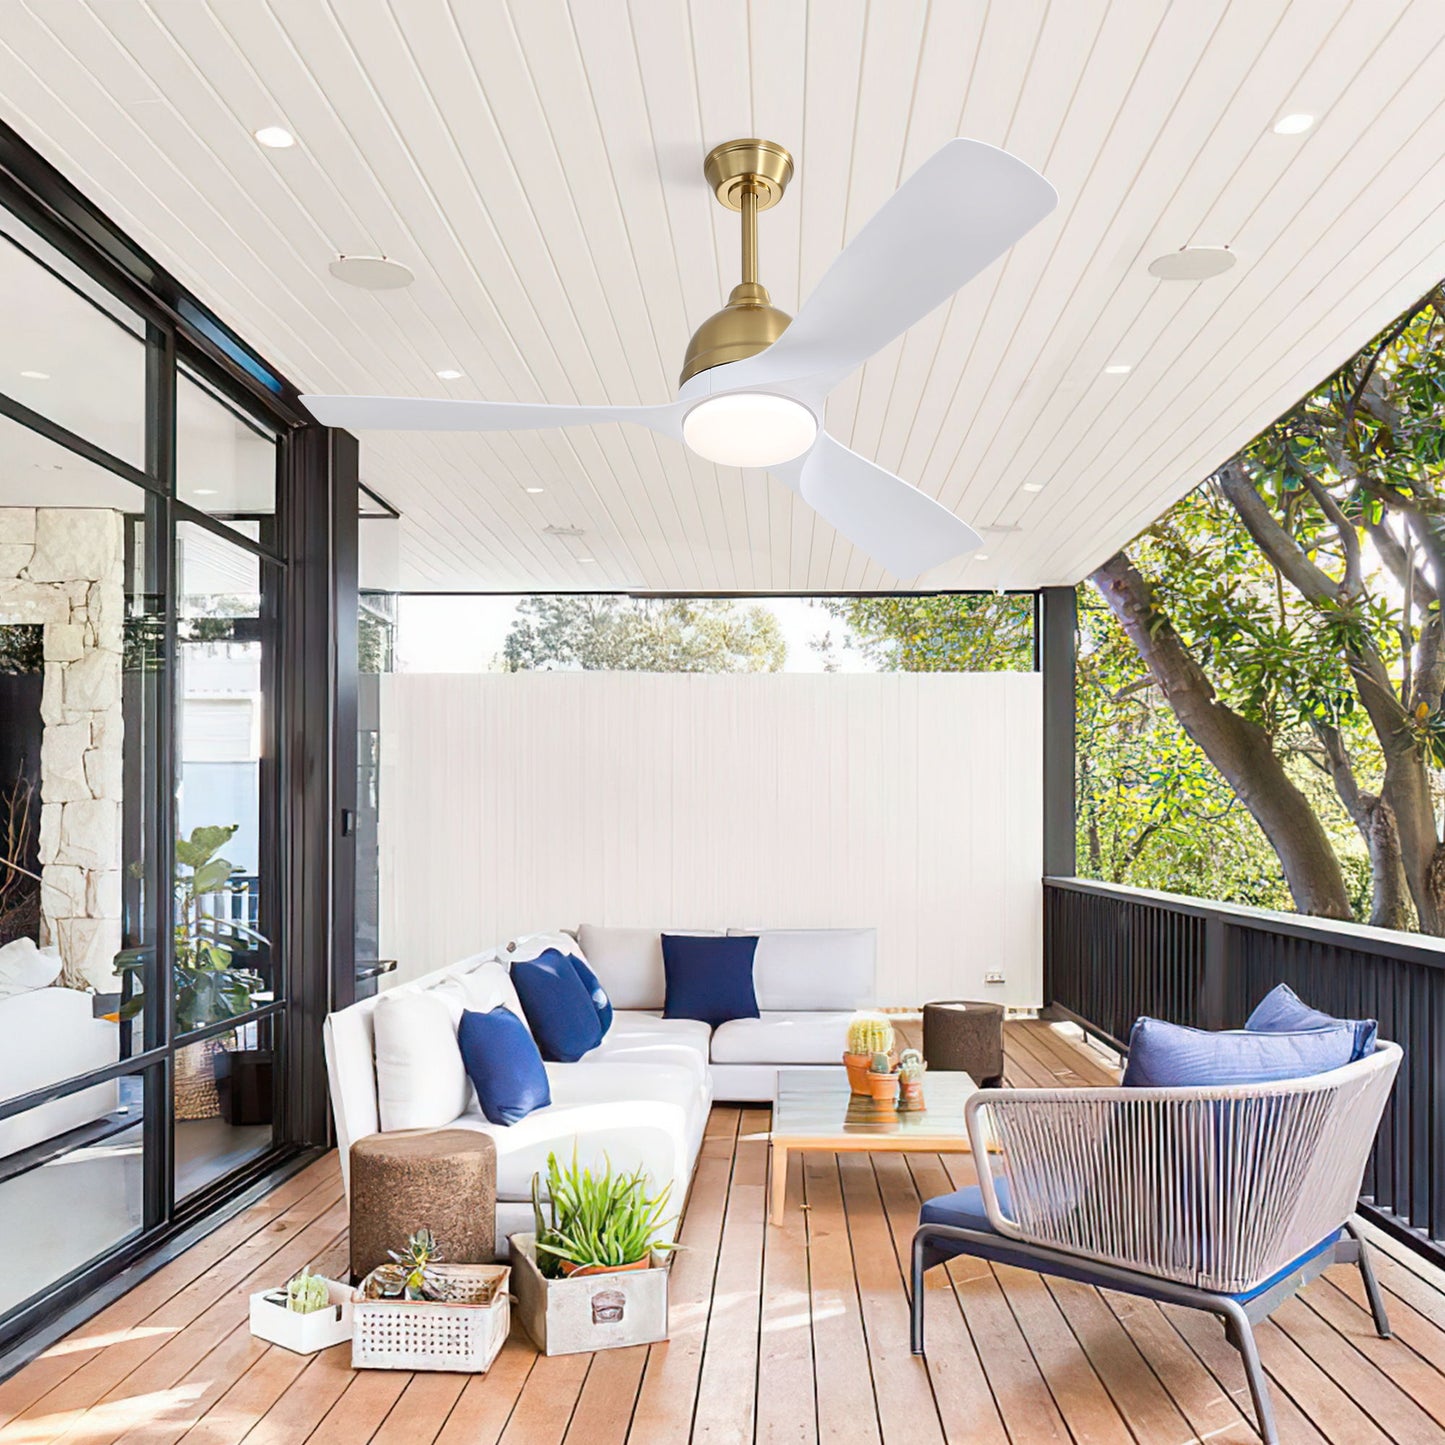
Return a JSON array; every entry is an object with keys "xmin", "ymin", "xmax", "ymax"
[
  {"xmin": 899, "ymin": 1050, "xmax": 926, "ymax": 1084},
  {"xmin": 870, "ymin": 1050, "xmax": 892, "ymax": 1074},
  {"xmin": 285, "ymin": 1268, "xmax": 331, "ymax": 1314},
  {"xmin": 847, "ymin": 1014, "xmax": 894, "ymax": 1057},
  {"xmin": 388, "ymin": 1227, "xmax": 444, "ymax": 1300}
]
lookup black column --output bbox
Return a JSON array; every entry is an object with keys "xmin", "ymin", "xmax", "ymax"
[
  {"xmin": 1039, "ymin": 586, "xmax": 1077, "ymax": 880},
  {"xmin": 280, "ymin": 425, "xmax": 358, "ymax": 1147}
]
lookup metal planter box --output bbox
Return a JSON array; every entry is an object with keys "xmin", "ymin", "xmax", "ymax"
[
  {"xmin": 509, "ymin": 1233, "xmax": 670, "ymax": 1356},
  {"xmin": 249, "ymin": 1277, "xmax": 353, "ymax": 1354}
]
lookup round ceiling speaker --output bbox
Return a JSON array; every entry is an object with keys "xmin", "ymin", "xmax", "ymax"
[
  {"xmin": 328, "ymin": 254, "xmax": 415, "ymax": 290},
  {"xmin": 1147, "ymin": 246, "xmax": 1236, "ymax": 281}
]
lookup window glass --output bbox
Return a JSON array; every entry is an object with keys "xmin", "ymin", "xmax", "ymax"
[
  {"xmin": 174, "ymin": 522, "xmax": 273, "ymax": 1034},
  {"xmin": 175, "ymin": 1015, "xmax": 275, "ymax": 1200},
  {"xmin": 0, "ymin": 217, "xmax": 146, "ymax": 469},
  {"xmin": 176, "ymin": 369, "xmax": 277, "ymax": 520}
]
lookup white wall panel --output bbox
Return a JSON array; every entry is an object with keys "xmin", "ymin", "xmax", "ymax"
[{"xmin": 378, "ymin": 672, "xmax": 1042, "ymax": 1008}]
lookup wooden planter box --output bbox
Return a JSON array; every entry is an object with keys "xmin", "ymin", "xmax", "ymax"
[
  {"xmin": 248, "ymin": 1278, "xmax": 352, "ymax": 1354},
  {"xmin": 509, "ymin": 1233, "xmax": 670, "ymax": 1356}
]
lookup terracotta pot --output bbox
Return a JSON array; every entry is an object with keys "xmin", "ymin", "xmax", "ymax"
[
  {"xmin": 558, "ymin": 1256, "xmax": 652, "ymax": 1278},
  {"xmin": 866, "ymin": 1070, "xmax": 899, "ymax": 1103},
  {"xmin": 899, "ymin": 1081, "xmax": 926, "ymax": 1110},
  {"xmin": 843, "ymin": 1052, "xmax": 874, "ymax": 1095}
]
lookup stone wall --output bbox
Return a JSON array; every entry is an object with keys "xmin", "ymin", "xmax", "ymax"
[{"xmin": 0, "ymin": 509, "xmax": 124, "ymax": 991}]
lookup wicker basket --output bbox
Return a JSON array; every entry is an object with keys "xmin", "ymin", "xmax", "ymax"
[{"xmin": 351, "ymin": 1264, "xmax": 510, "ymax": 1372}]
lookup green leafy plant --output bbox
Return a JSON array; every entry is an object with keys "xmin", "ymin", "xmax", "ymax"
[
  {"xmin": 115, "ymin": 823, "xmax": 266, "ymax": 1032},
  {"xmin": 389, "ymin": 1227, "xmax": 444, "ymax": 1300},
  {"xmin": 530, "ymin": 1148, "xmax": 677, "ymax": 1278},
  {"xmin": 285, "ymin": 1268, "xmax": 330, "ymax": 1314}
]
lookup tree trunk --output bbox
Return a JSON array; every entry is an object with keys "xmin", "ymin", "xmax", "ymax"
[{"xmin": 1092, "ymin": 553, "xmax": 1353, "ymax": 919}]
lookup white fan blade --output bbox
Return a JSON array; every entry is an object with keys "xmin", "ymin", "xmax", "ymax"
[
  {"xmin": 781, "ymin": 432, "xmax": 981, "ymax": 578},
  {"xmin": 732, "ymin": 139, "xmax": 1056, "ymax": 389},
  {"xmin": 300, "ymin": 394, "xmax": 686, "ymax": 438}
]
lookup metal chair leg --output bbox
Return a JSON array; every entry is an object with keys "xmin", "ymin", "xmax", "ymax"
[
  {"xmin": 1222, "ymin": 1303, "xmax": 1278, "ymax": 1445},
  {"xmin": 911, "ymin": 1230, "xmax": 929, "ymax": 1355},
  {"xmin": 1344, "ymin": 1221, "xmax": 1391, "ymax": 1339}
]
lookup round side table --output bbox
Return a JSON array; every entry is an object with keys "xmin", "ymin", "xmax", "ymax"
[{"xmin": 922, "ymin": 1000, "xmax": 1005, "ymax": 1087}]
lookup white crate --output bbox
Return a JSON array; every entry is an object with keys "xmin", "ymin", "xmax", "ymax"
[
  {"xmin": 509, "ymin": 1233, "xmax": 670, "ymax": 1356},
  {"xmin": 351, "ymin": 1263, "xmax": 511, "ymax": 1372},
  {"xmin": 249, "ymin": 1278, "xmax": 352, "ymax": 1355}
]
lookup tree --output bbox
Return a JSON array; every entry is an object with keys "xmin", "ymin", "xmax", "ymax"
[
  {"xmin": 1089, "ymin": 286, "xmax": 1445, "ymax": 931},
  {"xmin": 501, "ymin": 596, "xmax": 785, "ymax": 673},
  {"xmin": 814, "ymin": 594, "xmax": 1035, "ymax": 671}
]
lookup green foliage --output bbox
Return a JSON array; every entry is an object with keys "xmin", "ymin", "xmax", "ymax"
[
  {"xmin": 814, "ymin": 593, "xmax": 1034, "ymax": 671},
  {"xmin": 388, "ymin": 1228, "xmax": 444, "ymax": 1300},
  {"xmin": 502, "ymin": 595, "xmax": 785, "ymax": 673},
  {"xmin": 285, "ymin": 1269, "xmax": 331, "ymax": 1314},
  {"xmin": 530, "ymin": 1149, "xmax": 677, "ymax": 1277},
  {"xmin": 116, "ymin": 823, "xmax": 266, "ymax": 1033},
  {"xmin": 0, "ymin": 624, "xmax": 42, "ymax": 674}
]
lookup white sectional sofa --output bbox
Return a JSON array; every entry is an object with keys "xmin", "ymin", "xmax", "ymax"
[{"xmin": 324, "ymin": 925, "xmax": 875, "ymax": 1258}]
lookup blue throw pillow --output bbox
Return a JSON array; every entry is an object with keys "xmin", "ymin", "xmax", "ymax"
[
  {"xmin": 1122, "ymin": 1015, "xmax": 1356, "ymax": 1088},
  {"xmin": 568, "ymin": 952, "xmax": 613, "ymax": 1037},
  {"xmin": 1245, "ymin": 983, "xmax": 1377, "ymax": 1061},
  {"xmin": 510, "ymin": 948, "xmax": 604, "ymax": 1062},
  {"xmin": 662, "ymin": 933, "xmax": 760, "ymax": 1028},
  {"xmin": 457, "ymin": 1006, "xmax": 550, "ymax": 1126}
]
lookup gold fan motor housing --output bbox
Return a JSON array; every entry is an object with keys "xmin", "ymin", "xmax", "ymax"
[{"xmin": 681, "ymin": 140, "xmax": 796, "ymax": 386}]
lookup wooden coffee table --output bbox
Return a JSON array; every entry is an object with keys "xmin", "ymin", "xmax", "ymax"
[{"xmin": 768, "ymin": 1067, "xmax": 982, "ymax": 1225}]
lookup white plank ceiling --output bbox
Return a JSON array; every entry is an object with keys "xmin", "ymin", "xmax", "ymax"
[{"xmin": 3, "ymin": 0, "xmax": 1445, "ymax": 592}]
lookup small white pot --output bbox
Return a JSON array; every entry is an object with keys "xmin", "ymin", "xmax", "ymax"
[{"xmin": 248, "ymin": 1278, "xmax": 353, "ymax": 1354}]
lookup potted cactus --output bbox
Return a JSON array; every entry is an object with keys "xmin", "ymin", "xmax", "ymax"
[
  {"xmin": 898, "ymin": 1049, "xmax": 927, "ymax": 1109},
  {"xmin": 866, "ymin": 1049, "xmax": 900, "ymax": 1103},
  {"xmin": 844, "ymin": 1014, "xmax": 895, "ymax": 1094}
]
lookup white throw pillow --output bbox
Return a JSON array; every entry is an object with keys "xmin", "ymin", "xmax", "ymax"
[
  {"xmin": 729, "ymin": 928, "xmax": 876, "ymax": 1011},
  {"xmin": 457, "ymin": 959, "xmax": 531, "ymax": 1032},
  {"xmin": 0, "ymin": 937, "xmax": 62, "ymax": 998},
  {"xmin": 372, "ymin": 989, "xmax": 471, "ymax": 1132},
  {"xmin": 577, "ymin": 924, "xmax": 723, "ymax": 1011}
]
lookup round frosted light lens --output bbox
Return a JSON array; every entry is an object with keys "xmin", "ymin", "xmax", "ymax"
[
  {"xmin": 254, "ymin": 126, "xmax": 295, "ymax": 148},
  {"xmin": 682, "ymin": 393, "xmax": 817, "ymax": 469},
  {"xmin": 1273, "ymin": 113, "xmax": 1314, "ymax": 135}
]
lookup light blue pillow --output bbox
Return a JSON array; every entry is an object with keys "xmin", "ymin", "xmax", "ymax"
[
  {"xmin": 567, "ymin": 952, "xmax": 613, "ymax": 1037},
  {"xmin": 1122, "ymin": 1015, "xmax": 1356, "ymax": 1088},
  {"xmin": 1245, "ymin": 983, "xmax": 1377, "ymax": 1061},
  {"xmin": 457, "ymin": 1006, "xmax": 551, "ymax": 1125}
]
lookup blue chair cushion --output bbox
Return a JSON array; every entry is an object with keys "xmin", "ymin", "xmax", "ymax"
[
  {"xmin": 567, "ymin": 952, "xmax": 613, "ymax": 1037},
  {"xmin": 1121, "ymin": 1015, "xmax": 1357, "ymax": 1087},
  {"xmin": 918, "ymin": 1178, "xmax": 1340, "ymax": 1303},
  {"xmin": 1246, "ymin": 983, "xmax": 1377, "ymax": 1061},
  {"xmin": 661, "ymin": 933, "xmax": 759, "ymax": 1029},
  {"xmin": 509, "ymin": 947, "xmax": 604, "ymax": 1062},
  {"xmin": 457, "ymin": 1006, "xmax": 551, "ymax": 1126}
]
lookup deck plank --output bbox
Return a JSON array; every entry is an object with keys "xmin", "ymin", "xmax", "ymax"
[{"xmin": 6, "ymin": 1025, "xmax": 1444, "ymax": 1444}]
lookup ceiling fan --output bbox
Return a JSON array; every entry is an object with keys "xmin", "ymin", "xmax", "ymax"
[{"xmin": 302, "ymin": 138, "xmax": 1056, "ymax": 578}]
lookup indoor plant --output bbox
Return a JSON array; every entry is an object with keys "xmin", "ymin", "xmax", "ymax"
[
  {"xmin": 898, "ymin": 1048, "xmax": 927, "ymax": 1109},
  {"xmin": 530, "ymin": 1148, "xmax": 677, "ymax": 1277},
  {"xmin": 866, "ymin": 1049, "xmax": 899, "ymax": 1103},
  {"xmin": 844, "ymin": 1014, "xmax": 894, "ymax": 1094}
]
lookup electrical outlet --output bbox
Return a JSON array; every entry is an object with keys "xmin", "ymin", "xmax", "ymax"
[{"xmin": 984, "ymin": 971, "xmax": 1005, "ymax": 985}]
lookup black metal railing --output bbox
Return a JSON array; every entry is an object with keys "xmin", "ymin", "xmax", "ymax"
[{"xmin": 1044, "ymin": 876, "xmax": 1445, "ymax": 1265}]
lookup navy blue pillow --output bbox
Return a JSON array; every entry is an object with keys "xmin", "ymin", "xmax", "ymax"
[
  {"xmin": 457, "ymin": 1006, "xmax": 550, "ymax": 1126},
  {"xmin": 568, "ymin": 952, "xmax": 613, "ymax": 1036},
  {"xmin": 1246, "ymin": 983, "xmax": 1377, "ymax": 1061},
  {"xmin": 510, "ymin": 947, "xmax": 604, "ymax": 1062},
  {"xmin": 662, "ymin": 933, "xmax": 759, "ymax": 1029},
  {"xmin": 1122, "ymin": 1015, "xmax": 1356, "ymax": 1088}
]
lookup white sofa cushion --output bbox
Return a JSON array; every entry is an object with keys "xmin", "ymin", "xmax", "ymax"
[
  {"xmin": 373, "ymin": 986, "xmax": 472, "ymax": 1132},
  {"xmin": 0, "ymin": 938, "xmax": 62, "ymax": 999},
  {"xmin": 456, "ymin": 958, "xmax": 531, "ymax": 1030},
  {"xmin": 729, "ymin": 928, "xmax": 875, "ymax": 1011},
  {"xmin": 576, "ymin": 924, "xmax": 722, "ymax": 1010},
  {"xmin": 584, "ymin": 1010, "xmax": 711, "ymax": 1084},
  {"xmin": 445, "ymin": 1058, "xmax": 703, "ymax": 1202},
  {"xmin": 710, "ymin": 1011, "xmax": 854, "ymax": 1065}
]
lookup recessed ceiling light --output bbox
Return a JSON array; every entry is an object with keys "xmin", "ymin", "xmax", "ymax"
[
  {"xmin": 525, "ymin": 486, "xmax": 545, "ymax": 494},
  {"xmin": 578, "ymin": 556, "xmax": 596, "ymax": 563},
  {"xmin": 1021, "ymin": 482, "xmax": 1044, "ymax": 493},
  {"xmin": 436, "ymin": 368, "xmax": 463, "ymax": 380},
  {"xmin": 1103, "ymin": 363, "xmax": 1132, "ymax": 375},
  {"xmin": 253, "ymin": 125, "xmax": 295, "ymax": 149},
  {"xmin": 975, "ymin": 553, "xmax": 990, "ymax": 561},
  {"xmin": 18, "ymin": 369, "xmax": 48, "ymax": 380},
  {"xmin": 192, "ymin": 488, "xmax": 219, "ymax": 497},
  {"xmin": 1273, "ymin": 113, "xmax": 1314, "ymax": 135},
  {"xmin": 328, "ymin": 254, "xmax": 415, "ymax": 290},
  {"xmin": 1148, "ymin": 246, "xmax": 1236, "ymax": 281}
]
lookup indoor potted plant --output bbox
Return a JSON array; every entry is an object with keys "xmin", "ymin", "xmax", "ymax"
[
  {"xmin": 898, "ymin": 1048, "xmax": 927, "ymax": 1109},
  {"xmin": 511, "ymin": 1149, "xmax": 677, "ymax": 1354},
  {"xmin": 866, "ymin": 1049, "xmax": 900, "ymax": 1103},
  {"xmin": 844, "ymin": 1014, "xmax": 894, "ymax": 1094}
]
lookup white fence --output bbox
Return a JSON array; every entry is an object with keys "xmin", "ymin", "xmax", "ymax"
[{"xmin": 378, "ymin": 670, "xmax": 1043, "ymax": 1007}]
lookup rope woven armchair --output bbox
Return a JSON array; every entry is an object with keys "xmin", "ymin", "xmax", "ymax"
[{"xmin": 911, "ymin": 1041, "xmax": 1402, "ymax": 1445}]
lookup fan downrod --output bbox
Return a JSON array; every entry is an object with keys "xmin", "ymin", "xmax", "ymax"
[{"xmin": 681, "ymin": 139, "xmax": 796, "ymax": 387}]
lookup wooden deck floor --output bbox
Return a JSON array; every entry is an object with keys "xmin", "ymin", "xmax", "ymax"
[{"xmin": 3, "ymin": 1020, "xmax": 1445, "ymax": 1443}]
